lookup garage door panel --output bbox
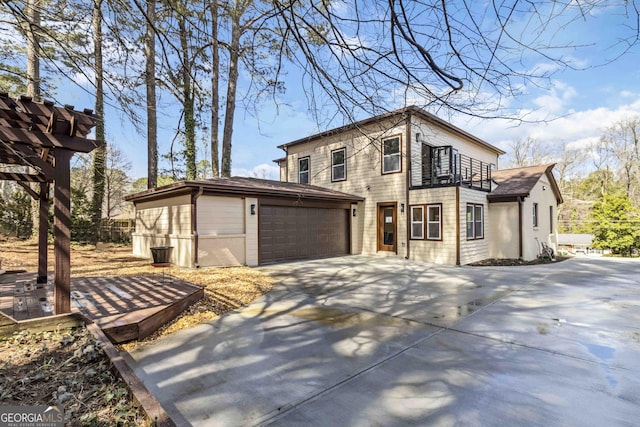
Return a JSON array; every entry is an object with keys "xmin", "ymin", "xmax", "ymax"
[{"xmin": 259, "ymin": 205, "xmax": 349, "ymax": 264}]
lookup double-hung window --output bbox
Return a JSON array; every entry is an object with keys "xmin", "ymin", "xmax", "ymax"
[
  {"xmin": 466, "ymin": 203, "xmax": 484, "ymax": 240},
  {"xmin": 427, "ymin": 204, "xmax": 442, "ymax": 240},
  {"xmin": 382, "ymin": 136, "xmax": 401, "ymax": 174},
  {"xmin": 299, "ymin": 157, "xmax": 309, "ymax": 184},
  {"xmin": 410, "ymin": 206, "xmax": 424, "ymax": 239},
  {"xmin": 331, "ymin": 148, "xmax": 346, "ymax": 182}
]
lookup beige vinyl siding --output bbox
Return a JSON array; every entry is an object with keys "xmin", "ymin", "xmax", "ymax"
[
  {"xmin": 286, "ymin": 118, "xmax": 408, "ymax": 256},
  {"xmin": 459, "ymin": 187, "xmax": 490, "ymax": 264},
  {"xmin": 197, "ymin": 195, "xmax": 247, "ymax": 267},
  {"xmin": 488, "ymin": 202, "xmax": 520, "ymax": 259},
  {"xmin": 132, "ymin": 194, "xmax": 193, "ymax": 266},
  {"xmin": 279, "ymin": 163, "xmax": 287, "ymax": 182},
  {"xmin": 409, "ymin": 118, "xmax": 499, "ymax": 187},
  {"xmin": 197, "ymin": 196, "xmax": 244, "ymax": 235},
  {"xmin": 409, "ymin": 187, "xmax": 457, "ymax": 264},
  {"xmin": 134, "ymin": 194, "xmax": 191, "ymax": 235},
  {"xmin": 522, "ymin": 176, "xmax": 559, "ymax": 260}
]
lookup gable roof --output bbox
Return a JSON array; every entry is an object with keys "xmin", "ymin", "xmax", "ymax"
[
  {"xmin": 125, "ymin": 176, "xmax": 364, "ymax": 203},
  {"xmin": 277, "ymin": 106, "xmax": 506, "ymax": 155},
  {"xmin": 488, "ymin": 164, "xmax": 563, "ymax": 204}
]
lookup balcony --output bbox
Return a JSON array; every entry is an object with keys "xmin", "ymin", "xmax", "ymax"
[{"xmin": 411, "ymin": 145, "xmax": 492, "ymax": 191}]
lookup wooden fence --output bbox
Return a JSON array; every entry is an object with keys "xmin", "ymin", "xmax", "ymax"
[{"xmin": 99, "ymin": 218, "xmax": 134, "ymax": 243}]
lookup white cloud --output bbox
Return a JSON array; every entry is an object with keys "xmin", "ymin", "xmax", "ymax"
[
  {"xmin": 532, "ymin": 80, "xmax": 577, "ymax": 114},
  {"xmin": 456, "ymin": 97, "xmax": 640, "ymax": 174},
  {"xmin": 232, "ymin": 163, "xmax": 280, "ymax": 180}
]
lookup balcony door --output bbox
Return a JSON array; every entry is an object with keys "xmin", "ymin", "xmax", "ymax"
[{"xmin": 377, "ymin": 203, "xmax": 397, "ymax": 252}]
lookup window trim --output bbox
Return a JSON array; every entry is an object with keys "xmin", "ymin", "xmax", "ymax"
[
  {"xmin": 298, "ymin": 156, "xmax": 310, "ymax": 184},
  {"xmin": 410, "ymin": 205, "xmax": 425, "ymax": 240},
  {"xmin": 466, "ymin": 203, "xmax": 484, "ymax": 240},
  {"xmin": 533, "ymin": 203, "xmax": 539, "ymax": 228},
  {"xmin": 381, "ymin": 134, "xmax": 402, "ymax": 175},
  {"xmin": 331, "ymin": 147, "xmax": 347, "ymax": 182},
  {"xmin": 426, "ymin": 204, "xmax": 442, "ymax": 241}
]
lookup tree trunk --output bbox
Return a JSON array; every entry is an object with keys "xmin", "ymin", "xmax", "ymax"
[
  {"xmin": 90, "ymin": 0, "xmax": 106, "ymax": 245},
  {"xmin": 146, "ymin": 0, "xmax": 158, "ymax": 188},
  {"xmin": 26, "ymin": 0, "xmax": 42, "ymax": 240},
  {"xmin": 179, "ymin": 15, "xmax": 196, "ymax": 180},
  {"xmin": 25, "ymin": 0, "xmax": 41, "ymax": 101},
  {"xmin": 210, "ymin": 0, "xmax": 220, "ymax": 177},
  {"xmin": 221, "ymin": 6, "xmax": 241, "ymax": 178}
]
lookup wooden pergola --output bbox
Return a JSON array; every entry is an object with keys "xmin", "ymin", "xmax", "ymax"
[{"xmin": 0, "ymin": 93, "xmax": 99, "ymax": 314}]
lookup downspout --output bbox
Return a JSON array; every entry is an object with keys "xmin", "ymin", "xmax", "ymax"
[
  {"xmin": 405, "ymin": 110, "xmax": 412, "ymax": 260},
  {"xmin": 192, "ymin": 186, "xmax": 204, "ymax": 268},
  {"xmin": 518, "ymin": 196, "xmax": 524, "ymax": 260},
  {"xmin": 456, "ymin": 186, "xmax": 460, "ymax": 265}
]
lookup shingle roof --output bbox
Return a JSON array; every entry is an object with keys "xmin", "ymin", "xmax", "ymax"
[
  {"xmin": 125, "ymin": 176, "xmax": 364, "ymax": 203},
  {"xmin": 488, "ymin": 164, "xmax": 563, "ymax": 203}
]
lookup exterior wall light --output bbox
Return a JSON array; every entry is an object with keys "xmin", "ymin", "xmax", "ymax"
[
  {"xmin": 400, "ymin": 203, "xmax": 405, "ymax": 213},
  {"xmin": 352, "ymin": 208, "xmax": 357, "ymax": 217},
  {"xmin": 250, "ymin": 204, "xmax": 256, "ymax": 215}
]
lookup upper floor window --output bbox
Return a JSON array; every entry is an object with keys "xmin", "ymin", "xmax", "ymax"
[
  {"xmin": 332, "ymin": 148, "xmax": 346, "ymax": 182},
  {"xmin": 533, "ymin": 203, "xmax": 538, "ymax": 228},
  {"xmin": 382, "ymin": 136, "xmax": 401, "ymax": 174},
  {"xmin": 466, "ymin": 203, "xmax": 484, "ymax": 240},
  {"xmin": 299, "ymin": 157, "xmax": 309, "ymax": 184}
]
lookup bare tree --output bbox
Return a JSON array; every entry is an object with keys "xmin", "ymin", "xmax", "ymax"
[
  {"xmin": 272, "ymin": 1, "xmax": 639, "ymax": 125},
  {"xmin": 505, "ymin": 137, "xmax": 553, "ymax": 168},
  {"xmin": 602, "ymin": 117, "xmax": 640, "ymax": 203}
]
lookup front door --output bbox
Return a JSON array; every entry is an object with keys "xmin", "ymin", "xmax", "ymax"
[{"xmin": 378, "ymin": 203, "xmax": 396, "ymax": 252}]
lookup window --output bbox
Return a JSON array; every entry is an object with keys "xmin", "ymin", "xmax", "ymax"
[
  {"xmin": 427, "ymin": 204, "xmax": 441, "ymax": 240},
  {"xmin": 533, "ymin": 203, "xmax": 538, "ymax": 228},
  {"xmin": 299, "ymin": 157, "xmax": 309, "ymax": 184},
  {"xmin": 466, "ymin": 203, "xmax": 484, "ymax": 240},
  {"xmin": 475, "ymin": 205, "xmax": 483, "ymax": 239},
  {"xmin": 331, "ymin": 148, "xmax": 346, "ymax": 182},
  {"xmin": 549, "ymin": 206, "xmax": 553, "ymax": 234},
  {"xmin": 382, "ymin": 136, "xmax": 401, "ymax": 174},
  {"xmin": 410, "ymin": 206, "xmax": 424, "ymax": 239}
]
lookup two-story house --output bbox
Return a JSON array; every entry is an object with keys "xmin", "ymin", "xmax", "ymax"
[
  {"xmin": 275, "ymin": 106, "xmax": 562, "ymax": 265},
  {"xmin": 127, "ymin": 106, "xmax": 561, "ymax": 267}
]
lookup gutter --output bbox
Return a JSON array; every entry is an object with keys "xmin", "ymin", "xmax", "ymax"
[{"xmin": 192, "ymin": 186, "xmax": 204, "ymax": 268}]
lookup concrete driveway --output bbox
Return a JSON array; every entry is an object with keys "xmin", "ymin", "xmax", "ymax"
[{"xmin": 125, "ymin": 256, "xmax": 640, "ymax": 426}]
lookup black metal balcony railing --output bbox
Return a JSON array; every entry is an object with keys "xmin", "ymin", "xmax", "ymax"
[{"xmin": 411, "ymin": 145, "xmax": 492, "ymax": 191}]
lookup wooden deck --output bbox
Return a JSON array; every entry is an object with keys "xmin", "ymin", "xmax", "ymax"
[{"xmin": 0, "ymin": 271, "xmax": 203, "ymax": 343}]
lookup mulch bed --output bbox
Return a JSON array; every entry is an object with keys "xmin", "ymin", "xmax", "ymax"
[{"xmin": 468, "ymin": 256, "xmax": 571, "ymax": 266}]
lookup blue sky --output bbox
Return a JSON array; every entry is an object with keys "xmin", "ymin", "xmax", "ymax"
[{"xmin": 62, "ymin": 3, "xmax": 640, "ymax": 181}]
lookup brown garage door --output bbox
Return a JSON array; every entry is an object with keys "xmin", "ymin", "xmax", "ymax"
[{"xmin": 259, "ymin": 205, "xmax": 349, "ymax": 264}]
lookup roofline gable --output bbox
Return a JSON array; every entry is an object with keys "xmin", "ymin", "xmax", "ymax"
[{"xmin": 277, "ymin": 106, "xmax": 506, "ymax": 156}]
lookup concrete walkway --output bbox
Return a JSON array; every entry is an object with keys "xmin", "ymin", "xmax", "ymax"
[{"xmin": 125, "ymin": 256, "xmax": 640, "ymax": 426}]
